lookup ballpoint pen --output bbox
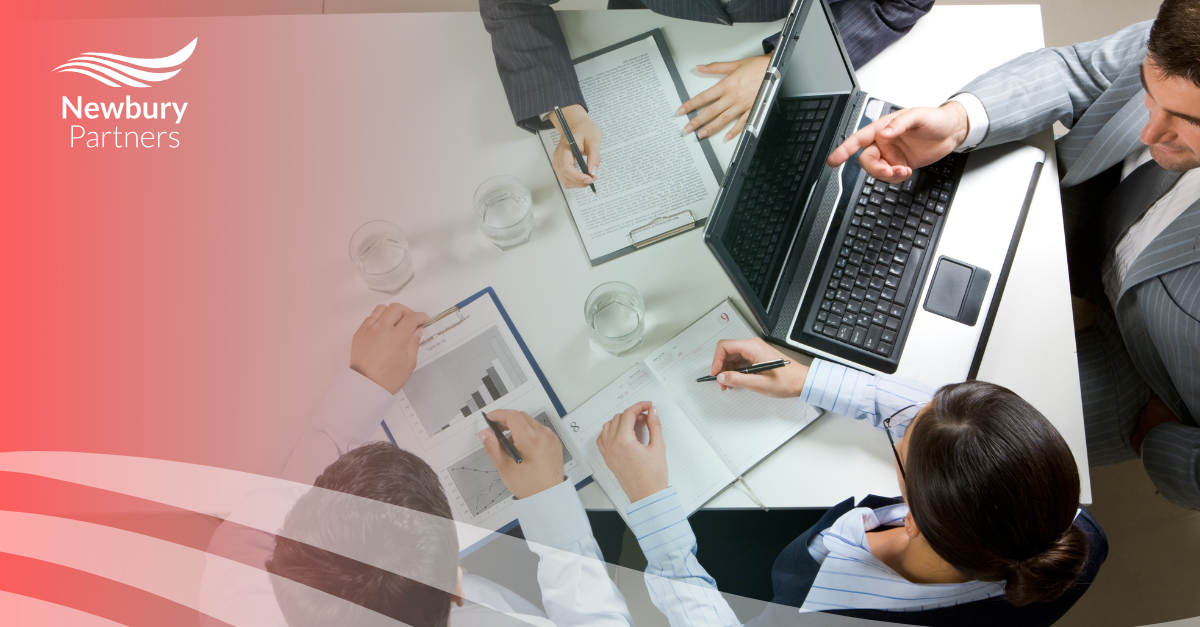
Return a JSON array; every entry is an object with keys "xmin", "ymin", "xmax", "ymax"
[
  {"xmin": 483, "ymin": 411, "xmax": 522, "ymax": 463},
  {"xmin": 553, "ymin": 105, "xmax": 598, "ymax": 194},
  {"xmin": 696, "ymin": 359, "xmax": 791, "ymax": 382}
]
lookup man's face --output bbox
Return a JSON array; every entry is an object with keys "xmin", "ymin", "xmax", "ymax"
[{"xmin": 1141, "ymin": 58, "xmax": 1200, "ymax": 172}]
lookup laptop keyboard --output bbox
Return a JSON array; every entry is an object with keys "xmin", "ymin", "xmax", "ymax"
[
  {"xmin": 808, "ymin": 153, "xmax": 964, "ymax": 358},
  {"xmin": 726, "ymin": 97, "xmax": 835, "ymax": 303}
]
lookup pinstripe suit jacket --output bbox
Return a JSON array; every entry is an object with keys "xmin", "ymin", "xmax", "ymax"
[
  {"xmin": 479, "ymin": 0, "xmax": 935, "ymax": 132},
  {"xmin": 961, "ymin": 21, "xmax": 1200, "ymax": 509}
]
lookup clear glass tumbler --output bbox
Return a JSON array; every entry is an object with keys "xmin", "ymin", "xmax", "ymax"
[
  {"xmin": 349, "ymin": 220, "xmax": 414, "ymax": 295},
  {"xmin": 584, "ymin": 282, "xmax": 646, "ymax": 356},
  {"xmin": 473, "ymin": 175, "xmax": 533, "ymax": 250}
]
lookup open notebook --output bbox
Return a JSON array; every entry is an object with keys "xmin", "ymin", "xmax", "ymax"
[{"xmin": 559, "ymin": 300, "xmax": 823, "ymax": 522}]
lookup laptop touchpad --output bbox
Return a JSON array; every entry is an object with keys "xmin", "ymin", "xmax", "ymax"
[{"xmin": 924, "ymin": 257, "xmax": 990, "ymax": 326}]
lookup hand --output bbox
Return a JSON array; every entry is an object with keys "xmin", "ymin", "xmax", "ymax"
[
  {"xmin": 479, "ymin": 410, "xmax": 565, "ymax": 499},
  {"xmin": 596, "ymin": 401, "xmax": 668, "ymax": 503},
  {"xmin": 679, "ymin": 54, "xmax": 772, "ymax": 141},
  {"xmin": 1131, "ymin": 397, "xmax": 1180, "ymax": 456},
  {"xmin": 349, "ymin": 303, "xmax": 430, "ymax": 394},
  {"xmin": 549, "ymin": 104, "xmax": 601, "ymax": 189},
  {"xmin": 826, "ymin": 102, "xmax": 971, "ymax": 184},
  {"xmin": 709, "ymin": 338, "xmax": 809, "ymax": 398}
]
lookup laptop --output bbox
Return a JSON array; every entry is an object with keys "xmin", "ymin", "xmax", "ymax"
[{"xmin": 704, "ymin": 0, "xmax": 1046, "ymax": 384}]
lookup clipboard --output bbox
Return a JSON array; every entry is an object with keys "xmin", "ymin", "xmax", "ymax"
[
  {"xmin": 378, "ymin": 287, "xmax": 592, "ymax": 556},
  {"xmin": 540, "ymin": 29, "xmax": 725, "ymax": 266}
]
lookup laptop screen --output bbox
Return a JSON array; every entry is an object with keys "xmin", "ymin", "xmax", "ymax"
[{"xmin": 775, "ymin": 0, "xmax": 855, "ymax": 99}]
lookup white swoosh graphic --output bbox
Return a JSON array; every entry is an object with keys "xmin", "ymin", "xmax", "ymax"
[{"xmin": 53, "ymin": 38, "xmax": 196, "ymax": 88}]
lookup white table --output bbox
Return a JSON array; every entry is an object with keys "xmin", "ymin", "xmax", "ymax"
[{"xmin": 51, "ymin": 5, "xmax": 1084, "ymax": 514}]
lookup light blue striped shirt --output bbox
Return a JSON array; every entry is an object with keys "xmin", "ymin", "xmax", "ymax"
[{"xmin": 627, "ymin": 359, "xmax": 1000, "ymax": 625}]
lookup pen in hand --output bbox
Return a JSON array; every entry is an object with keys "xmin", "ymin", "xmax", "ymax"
[
  {"xmin": 553, "ymin": 105, "xmax": 598, "ymax": 194},
  {"xmin": 697, "ymin": 359, "xmax": 791, "ymax": 382},
  {"xmin": 483, "ymin": 412, "xmax": 522, "ymax": 463}
]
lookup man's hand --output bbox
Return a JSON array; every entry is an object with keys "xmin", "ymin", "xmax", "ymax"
[
  {"xmin": 349, "ymin": 303, "xmax": 430, "ymax": 394},
  {"xmin": 479, "ymin": 410, "xmax": 565, "ymax": 499},
  {"xmin": 709, "ymin": 338, "xmax": 809, "ymax": 398},
  {"xmin": 1131, "ymin": 397, "xmax": 1181, "ymax": 456},
  {"xmin": 549, "ymin": 104, "xmax": 601, "ymax": 189},
  {"xmin": 596, "ymin": 401, "xmax": 668, "ymax": 503},
  {"xmin": 826, "ymin": 102, "xmax": 971, "ymax": 184},
  {"xmin": 679, "ymin": 54, "xmax": 772, "ymax": 141}
]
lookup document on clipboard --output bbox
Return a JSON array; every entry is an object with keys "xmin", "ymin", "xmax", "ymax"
[
  {"xmin": 367, "ymin": 287, "xmax": 591, "ymax": 555},
  {"xmin": 539, "ymin": 30, "xmax": 724, "ymax": 266}
]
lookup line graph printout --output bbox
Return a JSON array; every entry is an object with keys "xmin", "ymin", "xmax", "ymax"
[
  {"xmin": 380, "ymin": 291, "xmax": 590, "ymax": 536},
  {"xmin": 448, "ymin": 411, "xmax": 573, "ymax": 517},
  {"xmin": 559, "ymin": 299, "xmax": 822, "ymax": 523}
]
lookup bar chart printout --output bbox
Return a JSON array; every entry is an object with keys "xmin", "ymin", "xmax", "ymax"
[
  {"xmin": 403, "ymin": 324, "xmax": 529, "ymax": 436},
  {"xmin": 447, "ymin": 411, "xmax": 572, "ymax": 517}
]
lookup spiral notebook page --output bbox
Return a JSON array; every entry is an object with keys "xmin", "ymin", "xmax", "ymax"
[{"xmin": 645, "ymin": 301, "xmax": 822, "ymax": 476}]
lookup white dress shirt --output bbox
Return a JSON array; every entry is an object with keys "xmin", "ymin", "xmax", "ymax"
[
  {"xmin": 625, "ymin": 359, "xmax": 1002, "ymax": 626},
  {"xmin": 951, "ymin": 96, "xmax": 1200, "ymax": 307},
  {"xmin": 199, "ymin": 367, "xmax": 632, "ymax": 627}
]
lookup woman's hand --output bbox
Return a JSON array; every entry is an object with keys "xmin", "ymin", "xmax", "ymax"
[
  {"xmin": 709, "ymin": 338, "xmax": 809, "ymax": 398},
  {"xmin": 596, "ymin": 401, "xmax": 668, "ymax": 503},
  {"xmin": 678, "ymin": 54, "xmax": 772, "ymax": 141}
]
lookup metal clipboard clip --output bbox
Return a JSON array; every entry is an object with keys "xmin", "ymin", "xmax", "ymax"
[
  {"xmin": 419, "ymin": 305, "xmax": 467, "ymax": 346},
  {"xmin": 629, "ymin": 210, "xmax": 697, "ymax": 248}
]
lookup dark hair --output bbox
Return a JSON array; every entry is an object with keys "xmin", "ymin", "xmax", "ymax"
[
  {"xmin": 265, "ymin": 442, "xmax": 459, "ymax": 627},
  {"xmin": 905, "ymin": 381, "xmax": 1086, "ymax": 607},
  {"xmin": 1148, "ymin": 0, "xmax": 1200, "ymax": 88}
]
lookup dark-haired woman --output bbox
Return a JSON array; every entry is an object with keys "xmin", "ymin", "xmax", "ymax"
[{"xmin": 595, "ymin": 338, "xmax": 1106, "ymax": 627}]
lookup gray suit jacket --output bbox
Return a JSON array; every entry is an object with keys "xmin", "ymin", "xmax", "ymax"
[
  {"xmin": 961, "ymin": 21, "xmax": 1200, "ymax": 509},
  {"xmin": 479, "ymin": 0, "xmax": 935, "ymax": 132}
]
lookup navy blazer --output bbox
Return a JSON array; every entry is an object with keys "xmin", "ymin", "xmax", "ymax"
[
  {"xmin": 479, "ymin": 0, "xmax": 935, "ymax": 132},
  {"xmin": 750, "ymin": 496, "xmax": 1107, "ymax": 627}
]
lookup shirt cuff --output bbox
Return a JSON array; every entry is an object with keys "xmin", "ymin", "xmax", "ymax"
[
  {"xmin": 311, "ymin": 367, "xmax": 398, "ymax": 445},
  {"xmin": 799, "ymin": 358, "xmax": 872, "ymax": 418},
  {"xmin": 948, "ymin": 93, "xmax": 988, "ymax": 152},
  {"xmin": 626, "ymin": 487, "xmax": 694, "ymax": 560},
  {"xmin": 512, "ymin": 479, "xmax": 591, "ymax": 551}
]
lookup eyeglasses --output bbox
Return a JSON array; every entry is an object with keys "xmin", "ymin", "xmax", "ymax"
[{"xmin": 884, "ymin": 404, "xmax": 923, "ymax": 483}]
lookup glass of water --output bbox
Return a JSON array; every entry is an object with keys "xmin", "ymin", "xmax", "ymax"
[
  {"xmin": 349, "ymin": 220, "xmax": 414, "ymax": 295},
  {"xmin": 474, "ymin": 175, "xmax": 533, "ymax": 250},
  {"xmin": 584, "ymin": 282, "xmax": 646, "ymax": 356}
]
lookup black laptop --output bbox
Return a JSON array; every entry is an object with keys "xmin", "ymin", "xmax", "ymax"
[{"xmin": 704, "ymin": 0, "xmax": 1046, "ymax": 380}]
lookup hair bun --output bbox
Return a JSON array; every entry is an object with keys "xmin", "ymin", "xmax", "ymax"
[{"xmin": 1003, "ymin": 525, "xmax": 1089, "ymax": 607}]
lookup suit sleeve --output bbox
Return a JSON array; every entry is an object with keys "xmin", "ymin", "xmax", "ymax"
[
  {"xmin": 479, "ymin": 0, "xmax": 587, "ymax": 133},
  {"xmin": 828, "ymin": 0, "xmax": 935, "ymax": 68},
  {"xmin": 1142, "ymin": 423, "xmax": 1200, "ymax": 510},
  {"xmin": 959, "ymin": 20, "xmax": 1153, "ymax": 148}
]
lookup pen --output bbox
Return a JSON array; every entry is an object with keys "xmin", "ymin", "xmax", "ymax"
[
  {"xmin": 696, "ymin": 359, "xmax": 791, "ymax": 382},
  {"xmin": 553, "ymin": 105, "xmax": 597, "ymax": 194},
  {"xmin": 483, "ymin": 412, "xmax": 522, "ymax": 464}
]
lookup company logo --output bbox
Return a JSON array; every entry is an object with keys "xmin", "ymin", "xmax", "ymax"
[{"xmin": 53, "ymin": 38, "xmax": 197, "ymax": 88}]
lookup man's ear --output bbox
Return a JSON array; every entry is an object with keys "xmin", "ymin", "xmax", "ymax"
[
  {"xmin": 453, "ymin": 566, "xmax": 465, "ymax": 607},
  {"xmin": 904, "ymin": 512, "xmax": 920, "ymax": 539}
]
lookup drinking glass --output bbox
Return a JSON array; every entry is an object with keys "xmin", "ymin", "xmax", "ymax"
[
  {"xmin": 349, "ymin": 220, "xmax": 414, "ymax": 294},
  {"xmin": 584, "ymin": 282, "xmax": 646, "ymax": 356},
  {"xmin": 473, "ymin": 175, "xmax": 533, "ymax": 250}
]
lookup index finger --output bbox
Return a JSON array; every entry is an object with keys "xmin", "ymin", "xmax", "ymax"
[
  {"xmin": 618, "ymin": 401, "xmax": 654, "ymax": 435},
  {"xmin": 395, "ymin": 309, "xmax": 430, "ymax": 341},
  {"xmin": 555, "ymin": 148, "xmax": 594, "ymax": 185},
  {"xmin": 825, "ymin": 111, "xmax": 901, "ymax": 167},
  {"xmin": 711, "ymin": 338, "xmax": 765, "ymax": 375},
  {"xmin": 378, "ymin": 302, "xmax": 413, "ymax": 328}
]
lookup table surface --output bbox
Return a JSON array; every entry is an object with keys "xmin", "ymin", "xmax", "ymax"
[{"xmin": 142, "ymin": 4, "xmax": 1085, "ymax": 512}]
